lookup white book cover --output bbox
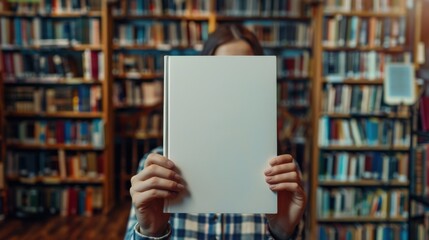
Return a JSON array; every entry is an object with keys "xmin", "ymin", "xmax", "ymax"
[{"xmin": 164, "ymin": 56, "xmax": 277, "ymax": 213}]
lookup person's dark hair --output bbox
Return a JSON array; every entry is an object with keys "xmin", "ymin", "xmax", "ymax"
[{"xmin": 201, "ymin": 24, "xmax": 264, "ymax": 55}]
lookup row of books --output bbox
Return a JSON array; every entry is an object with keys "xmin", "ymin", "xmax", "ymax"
[
  {"xmin": 245, "ymin": 22, "xmax": 312, "ymax": 48},
  {"xmin": 318, "ymin": 152, "xmax": 408, "ymax": 182},
  {"xmin": 112, "ymin": 51, "xmax": 310, "ymax": 79},
  {"xmin": 322, "ymin": 85, "xmax": 392, "ymax": 114},
  {"xmin": 7, "ymin": 120, "xmax": 104, "ymax": 147},
  {"xmin": 114, "ymin": 21, "xmax": 208, "ymax": 50},
  {"xmin": 113, "ymin": 80, "xmax": 163, "ymax": 108},
  {"xmin": 116, "ymin": 112, "xmax": 162, "ymax": 138},
  {"xmin": 413, "ymin": 144, "xmax": 429, "ymax": 196},
  {"xmin": 0, "ymin": 0, "xmax": 101, "ymax": 14},
  {"xmin": 410, "ymin": 222, "xmax": 429, "ymax": 240},
  {"xmin": 324, "ymin": 0, "xmax": 406, "ymax": 13},
  {"xmin": 0, "ymin": 18, "xmax": 101, "ymax": 47},
  {"xmin": 216, "ymin": 0, "xmax": 303, "ymax": 17},
  {"xmin": 317, "ymin": 188, "xmax": 408, "ymax": 218},
  {"xmin": 323, "ymin": 16, "xmax": 406, "ymax": 48},
  {"xmin": 319, "ymin": 224, "xmax": 407, "ymax": 240},
  {"xmin": 5, "ymin": 86, "xmax": 102, "ymax": 113},
  {"xmin": 6, "ymin": 150, "xmax": 104, "ymax": 180},
  {"xmin": 111, "ymin": 0, "xmax": 209, "ymax": 16},
  {"xmin": 323, "ymin": 51, "xmax": 411, "ymax": 82},
  {"xmin": 410, "ymin": 200, "xmax": 426, "ymax": 217},
  {"xmin": 278, "ymin": 114, "xmax": 308, "ymax": 142},
  {"xmin": 278, "ymin": 81, "xmax": 310, "ymax": 108},
  {"xmin": 113, "ymin": 53, "xmax": 163, "ymax": 77},
  {"xmin": 11, "ymin": 186, "xmax": 103, "ymax": 217},
  {"xmin": 318, "ymin": 117, "xmax": 410, "ymax": 147},
  {"xmin": 277, "ymin": 51, "xmax": 310, "ymax": 78},
  {"xmin": 2, "ymin": 51, "xmax": 105, "ymax": 82}
]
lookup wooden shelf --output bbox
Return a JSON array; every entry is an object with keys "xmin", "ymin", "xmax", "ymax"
[
  {"xmin": 0, "ymin": 11, "xmax": 102, "ymax": 17},
  {"xmin": 324, "ymin": 11, "xmax": 406, "ymax": 17},
  {"xmin": 64, "ymin": 44, "xmax": 102, "ymax": 51},
  {"xmin": 279, "ymin": 105, "xmax": 310, "ymax": 110},
  {"xmin": 113, "ymin": 73, "xmax": 163, "ymax": 80},
  {"xmin": 115, "ymin": 103, "xmax": 162, "ymax": 111},
  {"xmin": 323, "ymin": 79, "xmax": 384, "ymax": 85},
  {"xmin": 319, "ymin": 180, "xmax": 409, "ymax": 187},
  {"xmin": 6, "ymin": 143, "xmax": 104, "ymax": 151},
  {"xmin": 4, "ymin": 78, "xmax": 103, "ymax": 85},
  {"xmin": 113, "ymin": 14, "xmax": 209, "ymax": 21},
  {"xmin": 7, "ymin": 176, "xmax": 104, "ymax": 184},
  {"xmin": 119, "ymin": 132, "xmax": 163, "ymax": 140},
  {"xmin": 0, "ymin": 0, "xmax": 117, "ymax": 219},
  {"xmin": 322, "ymin": 46, "xmax": 405, "ymax": 52},
  {"xmin": 320, "ymin": 146, "xmax": 410, "ymax": 151},
  {"xmin": 0, "ymin": 44, "xmax": 102, "ymax": 51},
  {"xmin": 113, "ymin": 45, "xmax": 201, "ymax": 51},
  {"xmin": 320, "ymin": 113, "xmax": 410, "ymax": 119},
  {"xmin": 278, "ymin": 76, "xmax": 311, "ymax": 81},
  {"xmin": 318, "ymin": 217, "xmax": 408, "ymax": 223},
  {"xmin": 6, "ymin": 112, "xmax": 103, "ymax": 119},
  {"xmin": 262, "ymin": 45, "xmax": 312, "ymax": 50},
  {"xmin": 216, "ymin": 15, "xmax": 311, "ymax": 21}
]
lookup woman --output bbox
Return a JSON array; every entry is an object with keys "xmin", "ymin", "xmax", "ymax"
[{"xmin": 125, "ymin": 24, "xmax": 306, "ymax": 240}]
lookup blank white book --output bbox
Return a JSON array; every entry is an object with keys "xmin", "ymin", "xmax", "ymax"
[{"xmin": 164, "ymin": 56, "xmax": 277, "ymax": 214}]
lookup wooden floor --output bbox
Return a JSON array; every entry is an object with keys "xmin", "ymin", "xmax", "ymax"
[{"xmin": 0, "ymin": 200, "xmax": 131, "ymax": 240}]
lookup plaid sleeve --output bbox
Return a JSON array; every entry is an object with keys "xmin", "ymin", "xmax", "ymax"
[{"xmin": 124, "ymin": 147, "xmax": 164, "ymax": 240}]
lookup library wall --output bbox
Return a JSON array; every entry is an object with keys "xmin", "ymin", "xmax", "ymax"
[{"xmin": 0, "ymin": 1, "xmax": 426, "ymax": 240}]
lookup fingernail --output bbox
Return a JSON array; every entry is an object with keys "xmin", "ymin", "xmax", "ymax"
[
  {"xmin": 177, "ymin": 184, "xmax": 185, "ymax": 190},
  {"xmin": 269, "ymin": 185, "xmax": 276, "ymax": 190},
  {"xmin": 265, "ymin": 177, "xmax": 272, "ymax": 182},
  {"xmin": 174, "ymin": 173, "xmax": 182, "ymax": 181},
  {"xmin": 264, "ymin": 168, "xmax": 272, "ymax": 175},
  {"xmin": 167, "ymin": 161, "xmax": 175, "ymax": 168}
]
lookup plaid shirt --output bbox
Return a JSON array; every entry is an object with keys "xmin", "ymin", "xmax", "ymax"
[{"xmin": 124, "ymin": 147, "xmax": 298, "ymax": 240}]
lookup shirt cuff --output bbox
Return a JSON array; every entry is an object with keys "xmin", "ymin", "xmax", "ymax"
[{"xmin": 133, "ymin": 223, "xmax": 171, "ymax": 240}]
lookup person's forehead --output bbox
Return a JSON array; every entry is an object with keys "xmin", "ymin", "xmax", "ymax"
[{"xmin": 214, "ymin": 40, "xmax": 254, "ymax": 56}]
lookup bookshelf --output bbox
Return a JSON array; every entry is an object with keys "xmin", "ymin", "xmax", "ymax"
[
  {"xmin": 409, "ymin": 1, "xmax": 429, "ymax": 230},
  {"xmin": 310, "ymin": 0, "xmax": 419, "ymax": 239},
  {"xmin": 110, "ymin": 0, "xmax": 317, "ymax": 204},
  {"xmin": 409, "ymin": 83, "xmax": 429, "ymax": 239},
  {"xmin": 110, "ymin": 0, "xmax": 210, "ymax": 200},
  {"xmin": 0, "ymin": 0, "xmax": 114, "ymax": 217}
]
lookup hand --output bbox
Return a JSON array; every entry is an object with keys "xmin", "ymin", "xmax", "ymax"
[
  {"xmin": 129, "ymin": 153, "xmax": 185, "ymax": 237},
  {"xmin": 264, "ymin": 154, "xmax": 306, "ymax": 239}
]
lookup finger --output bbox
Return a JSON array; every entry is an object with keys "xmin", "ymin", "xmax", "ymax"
[
  {"xmin": 131, "ymin": 177, "xmax": 185, "ymax": 193},
  {"xmin": 132, "ymin": 189, "xmax": 177, "ymax": 208},
  {"xmin": 132, "ymin": 164, "xmax": 183, "ymax": 183},
  {"xmin": 264, "ymin": 162, "xmax": 296, "ymax": 176},
  {"xmin": 269, "ymin": 154, "xmax": 293, "ymax": 166},
  {"xmin": 145, "ymin": 153, "xmax": 175, "ymax": 169},
  {"xmin": 265, "ymin": 171, "xmax": 299, "ymax": 184},
  {"xmin": 269, "ymin": 182, "xmax": 301, "ymax": 192}
]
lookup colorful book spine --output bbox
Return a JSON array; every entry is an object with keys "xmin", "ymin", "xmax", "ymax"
[
  {"xmin": 11, "ymin": 186, "xmax": 103, "ymax": 217},
  {"xmin": 318, "ymin": 117, "xmax": 410, "ymax": 147}
]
